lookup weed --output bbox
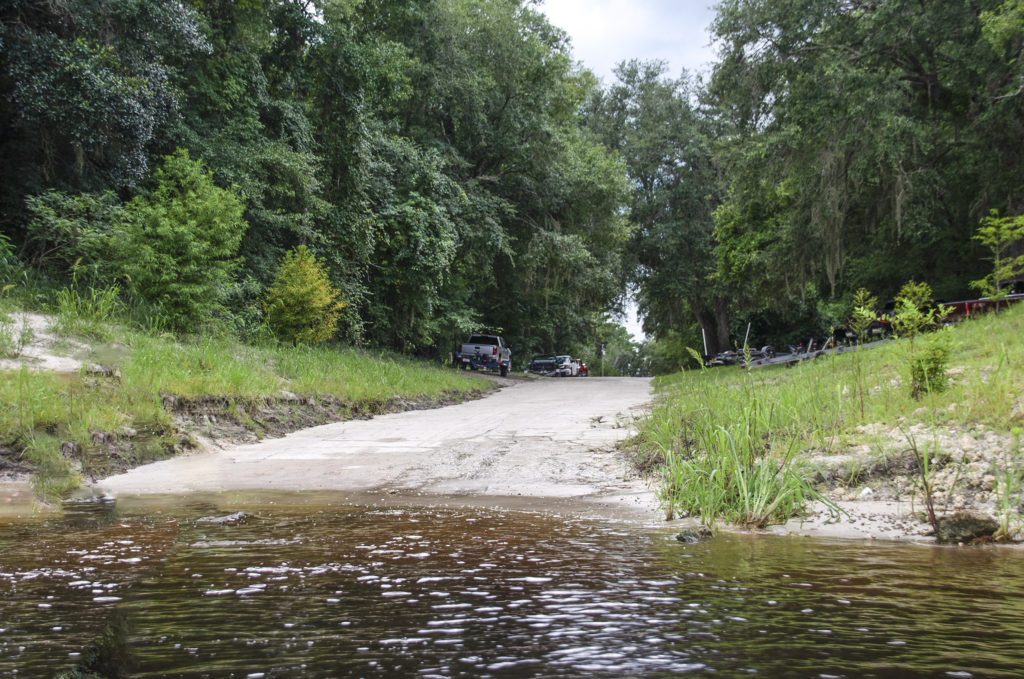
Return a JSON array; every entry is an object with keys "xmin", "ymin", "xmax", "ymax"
[
  {"xmin": 649, "ymin": 361, "xmax": 841, "ymax": 527},
  {"xmin": 0, "ymin": 311, "xmax": 34, "ymax": 358},
  {"xmin": 908, "ymin": 332, "xmax": 952, "ymax": 399},
  {"xmin": 21, "ymin": 432, "xmax": 81, "ymax": 499},
  {"xmin": 993, "ymin": 429, "xmax": 1023, "ymax": 542},
  {"xmin": 899, "ymin": 426, "xmax": 941, "ymax": 533},
  {"xmin": 54, "ymin": 285, "xmax": 121, "ymax": 341}
]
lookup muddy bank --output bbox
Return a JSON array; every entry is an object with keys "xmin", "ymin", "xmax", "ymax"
[
  {"xmin": 2, "ymin": 382, "xmax": 496, "ymax": 497},
  {"xmin": 772, "ymin": 421, "xmax": 1022, "ymax": 544}
]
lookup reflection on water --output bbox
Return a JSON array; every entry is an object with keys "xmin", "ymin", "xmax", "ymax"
[{"xmin": 2, "ymin": 495, "xmax": 1023, "ymax": 678}]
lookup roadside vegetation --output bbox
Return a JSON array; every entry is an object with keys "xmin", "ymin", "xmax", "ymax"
[
  {"xmin": 0, "ymin": 295, "xmax": 489, "ymax": 500},
  {"xmin": 635, "ymin": 302, "xmax": 1024, "ymax": 535}
]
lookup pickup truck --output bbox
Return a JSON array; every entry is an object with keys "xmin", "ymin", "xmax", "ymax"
[{"xmin": 455, "ymin": 334, "xmax": 512, "ymax": 376}]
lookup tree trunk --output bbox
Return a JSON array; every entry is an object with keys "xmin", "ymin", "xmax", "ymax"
[
  {"xmin": 691, "ymin": 299, "xmax": 733, "ymax": 356},
  {"xmin": 715, "ymin": 298, "xmax": 731, "ymax": 352}
]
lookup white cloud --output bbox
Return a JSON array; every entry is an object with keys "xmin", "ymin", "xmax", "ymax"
[
  {"xmin": 541, "ymin": 0, "xmax": 719, "ymax": 83},
  {"xmin": 540, "ymin": 2, "xmax": 719, "ymax": 339}
]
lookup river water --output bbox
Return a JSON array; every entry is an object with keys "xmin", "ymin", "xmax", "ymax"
[{"xmin": 1, "ymin": 493, "xmax": 1022, "ymax": 678}]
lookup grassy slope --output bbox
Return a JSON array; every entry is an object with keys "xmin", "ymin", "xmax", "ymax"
[
  {"xmin": 635, "ymin": 303, "xmax": 1024, "ymax": 528},
  {"xmin": 1, "ymin": 321, "xmax": 490, "ymax": 497}
]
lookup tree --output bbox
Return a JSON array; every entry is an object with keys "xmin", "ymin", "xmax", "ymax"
[
  {"xmin": 122, "ymin": 149, "xmax": 247, "ymax": 329},
  {"xmin": 587, "ymin": 60, "xmax": 729, "ymax": 353},
  {"xmin": 708, "ymin": 0, "xmax": 1024, "ymax": 313},
  {"xmin": 0, "ymin": 0, "xmax": 209, "ymax": 236},
  {"xmin": 264, "ymin": 245, "xmax": 345, "ymax": 344},
  {"xmin": 971, "ymin": 210, "xmax": 1024, "ymax": 299},
  {"xmin": 324, "ymin": 0, "xmax": 632, "ymax": 356}
]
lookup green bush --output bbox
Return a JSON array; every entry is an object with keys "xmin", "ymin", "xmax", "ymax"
[
  {"xmin": 909, "ymin": 332, "xmax": 952, "ymax": 399},
  {"xmin": 23, "ymin": 190, "xmax": 128, "ymax": 284},
  {"xmin": 0, "ymin": 232, "xmax": 17, "ymax": 284},
  {"xmin": 971, "ymin": 209, "xmax": 1024, "ymax": 299},
  {"xmin": 121, "ymin": 149, "xmax": 247, "ymax": 330},
  {"xmin": 263, "ymin": 245, "xmax": 345, "ymax": 345}
]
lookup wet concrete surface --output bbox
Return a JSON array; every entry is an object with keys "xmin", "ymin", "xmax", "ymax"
[{"xmin": 93, "ymin": 377, "xmax": 660, "ymax": 522}]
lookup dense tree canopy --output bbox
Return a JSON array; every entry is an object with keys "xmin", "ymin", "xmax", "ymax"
[
  {"xmin": 1, "ymin": 0, "xmax": 632, "ymax": 360},
  {"xmin": 2, "ymin": 0, "xmax": 1021, "ymax": 372},
  {"xmin": 709, "ymin": 0, "xmax": 1024, "ymax": 309}
]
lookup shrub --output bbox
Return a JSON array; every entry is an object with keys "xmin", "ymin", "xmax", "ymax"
[
  {"xmin": 263, "ymin": 245, "xmax": 345, "ymax": 345},
  {"xmin": 23, "ymin": 190, "xmax": 128, "ymax": 284},
  {"xmin": 121, "ymin": 149, "xmax": 247, "ymax": 330},
  {"xmin": 849, "ymin": 287, "xmax": 878, "ymax": 342},
  {"xmin": 0, "ymin": 232, "xmax": 18, "ymax": 284},
  {"xmin": 971, "ymin": 209, "xmax": 1024, "ymax": 299},
  {"xmin": 909, "ymin": 332, "xmax": 952, "ymax": 399},
  {"xmin": 891, "ymin": 280, "xmax": 949, "ymax": 342}
]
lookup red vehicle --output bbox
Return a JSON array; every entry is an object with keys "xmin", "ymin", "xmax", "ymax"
[{"xmin": 575, "ymin": 359, "xmax": 588, "ymax": 377}]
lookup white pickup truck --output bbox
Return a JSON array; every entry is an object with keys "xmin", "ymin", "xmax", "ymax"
[{"xmin": 455, "ymin": 334, "xmax": 512, "ymax": 376}]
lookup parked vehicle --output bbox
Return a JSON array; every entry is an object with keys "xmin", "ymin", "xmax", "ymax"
[
  {"xmin": 528, "ymin": 353, "xmax": 588, "ymax": 377},
  {"xmin": 455, "ymin": 334, "xmax": 512, "ymax": 376},
  {"xmin": 939, "ymin": 288, "xmax": 1024, "ymax": 323},
  {"xmin": 529, "ymin": 354, "xmax": 559, "ymax": 375}
]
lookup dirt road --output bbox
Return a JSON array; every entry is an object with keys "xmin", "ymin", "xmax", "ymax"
[{"xmin": 94, "ymin": 377, "xmax": 660, "ymax": 521}]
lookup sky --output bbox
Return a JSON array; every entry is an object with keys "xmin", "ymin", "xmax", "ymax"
[
  {"xmin": 540, "ymin": 0, "xmax": 720, "ymax": 83},
  {"xmin": 538, "ymin": 1, "xmax": 720, "ymax": 340}
]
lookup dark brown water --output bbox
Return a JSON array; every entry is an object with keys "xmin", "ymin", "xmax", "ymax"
[{"xmin": 2, "ymin": 494, "xmax": 1023, "ymax": 678}]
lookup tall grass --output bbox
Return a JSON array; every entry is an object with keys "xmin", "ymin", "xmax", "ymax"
[
  {"xmin": 1, "ymin": 303, "xmax": 490, "ymax": 499},
  {"xmin": 638, "ymin": 302, "xmax": 1024, "ymax": 527},
  {"xmin": 53, "ymin": 284, "xmax": 121, "ymax": 341},
  {"xmin": 119, "ymin": 332, "xmax": 483, "ymax": 401}
]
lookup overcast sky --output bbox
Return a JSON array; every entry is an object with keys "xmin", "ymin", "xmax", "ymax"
[
  {"xmin": 539, "ymin": 1, "xmax": 720, "ymax": 340},
  {"xmin": 540, "ymin": 0, "xmax": 720, "ymax": 84}
]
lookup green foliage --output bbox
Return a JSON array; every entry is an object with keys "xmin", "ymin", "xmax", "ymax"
[
  {"xmin": 993, "ymin": 429, "xmax": 1023, "ymax": 541},
  {"xmin": 891, "ymin": 280, "xmax": 949, "ymax": 342},
  {"xmin": 54, "ymin": 285, "xmax": 122, "ymax": 342},
  {"xmin": 264, "ymin": 245, "xmax": 345, "ymax": 345},
  {"xmin": 5, "ymin": 0, "xmax": 1024, "ymax": 364},
  {"xmin": 900, "ymin": 425, "xmax": 941, "ymax": 534},
  {"xmin": 638, "ymin": 302, "xmax": 1024, "ymax": 529},
  {"xmin": 908, "ymin": 333, "xmax": 952, "ymax": 399},
  {"xmin": 121, "ymin": 149, "xmax": 247, "ymax": 330},
  {"xmin": 0, "ymin": 305, "xmax": 34, "ymax": 360},
  {"xmin": 23, "ymin": 190, "xmax": 129, "ymax": 284},
  {"xmin": 647, "ymin": 372, "xmax": 838, "ymax": 527},
  {"xmin": 709, "ymin": 0, "xmax": 1023, "ymax": 316},
  {"xmin": 971, "ymin": 210, "xmax": 1024, "ymax": 300},
  {"xmin": 0, "ymin": 0, "xmax": 208, "ymax": 227},
  {"xmin": 0, "ymin": 232, "xmax": 17, "ymax": 284},
  {"xmin": 849, "ymin": 288, "xmax": 879, "ymax": 342},
  {"xmin": 588, "ymin": 60, "xmax": 727, "ymax": 353},
  {"xmin": 895, "ymin": 280, "xmax": 934, "ymax": 313},
  {"xmin": 890, "ymin": 280, "xmax": 953, "ymax": 399}
]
